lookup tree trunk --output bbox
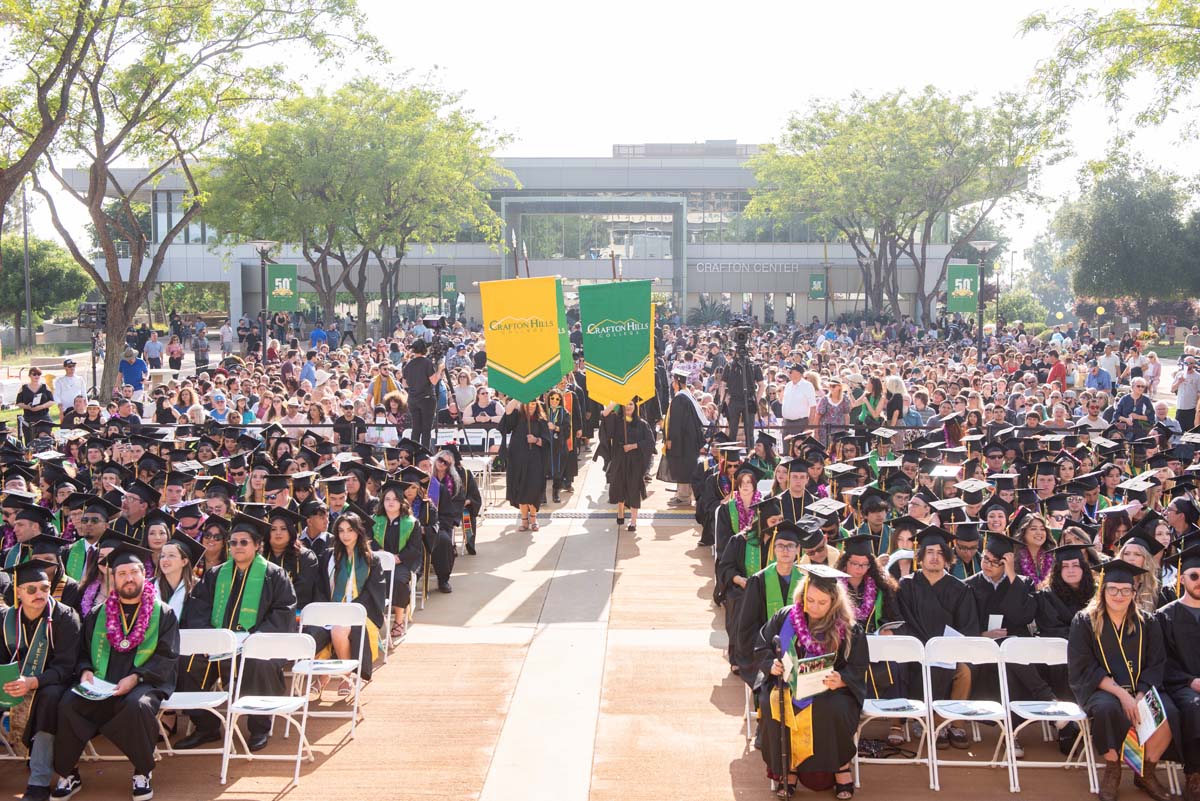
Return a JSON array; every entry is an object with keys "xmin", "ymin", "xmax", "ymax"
[
  {"xmin": 12, "ymin": 312, "xmax": 21, "ymax": 352},
  {"xmin": 99, "ymin": 295, "xmax": 136, "ymax": 398}
]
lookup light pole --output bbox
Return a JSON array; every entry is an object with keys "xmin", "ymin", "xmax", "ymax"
[
  {"xmin": 434, "ymin": 263, "xmax": 446, "ymax": 317},
  {"xmin": 968, "ymin": 239, "xmax": 998, "ymax": 362},
  {"xmin": 246, "ymin": 240, "xmax": 278, "ymax": 367}
]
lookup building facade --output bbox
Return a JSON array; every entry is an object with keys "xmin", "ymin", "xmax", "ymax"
[{"xmin": 66, "ymin": 140, "xmax": 959, "ymax": 326}]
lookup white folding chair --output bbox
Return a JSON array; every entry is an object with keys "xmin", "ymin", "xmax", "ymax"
[
  {"xmin": 0, "ymin": 709, "xmax": 18, "ymax": 759},
  {"xmin": 711, "ymin": 506, "xmax": 720, "ymax": 559},
  {"xmin": 158, "ymin": 628, "xmax": 245, "ymax": 762},
  {"xmin": 376, "ymin": 550, "xmax": 397, "ymax": 662},
  {"xmin": 462, "ymin": 456, "xmax": 491, "ymax": 510},
  {"xmin": 743, "ymin": 684, "xmax": 755, "ymax": 744},
  {"xmin": 1000, "ymin": 637, "xmax": 1098, "ymax": 793},
  {"xmin": 756, "ymin": 478, "xmax": 774, "ymax": 496},
  {"xmin": 290, "ymin": 603, "xmax": 367, "ymax": 738},
  {"xmin": 221, "ymin": 633, "xmax": 316, "ymax": 786},
  {"xmin": 854, "ymin": 635, "xmax": 934, "ymax": 789},
  {"xmin": 923, "ymin": 636, "xmax": 1017, "ymax": 792}
]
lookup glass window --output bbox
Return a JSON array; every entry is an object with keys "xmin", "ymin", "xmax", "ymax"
[{"xmin": 153, "ymin": 191, "xmax": 168, "ymax": 244}]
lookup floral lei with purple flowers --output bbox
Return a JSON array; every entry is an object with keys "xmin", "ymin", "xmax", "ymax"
[{"xmin": 104, "ymin": 579, "xmax": 156, "ymax": 652}]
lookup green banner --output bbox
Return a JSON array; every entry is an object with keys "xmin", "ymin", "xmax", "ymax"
[
  {"xmin": 808, "ymin": 274, "xmax": 826, "ymax": 301},
  {"xmin": 555, "ymin": 279, "xmax": 572, "ymax": 376},
  {"xmin": 946, "ymin": 264, "xmax": 979, "ymax": 314},
  {"xmin": 267, "ymin": 264, "xmax": 299, "ymax": 312},
  {"xmin": 578, "ymin": 280, "xmax": 655, "ymax": 406},
  {"xmin": 442, "ymin": 274, "xmax": 457, "ymax": 295}
]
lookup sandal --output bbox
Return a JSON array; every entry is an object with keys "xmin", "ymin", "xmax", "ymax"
[
  {"xmin": 530, "ymin": 519, "xmax": 539, "ymax": 532},
  {"xmin": 390, "ymin": 620, "xmax": 405, "ymax": 640},
  {"xmin": 518, "ymin": 516, "xmax": 529, "ymax": 532},
  {"xmin": 337, "ymin": 678, "xmax": 355, "ymax": 699},
  {"xmin": 834, "ymin": 781, "xmax": 855, "ymax": 800}
]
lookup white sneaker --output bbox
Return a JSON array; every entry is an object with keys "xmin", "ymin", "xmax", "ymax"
[
  {"xmin": 51, "ymin": 773, "xmax": 81, "ymax": 800},
  {"xmin": 1012, "ymin": 740, "xmax": 1025, "ymax": 760},
  {"xmin": 131, "ymin": 773, "xmax": 152, "ymax": 801}
]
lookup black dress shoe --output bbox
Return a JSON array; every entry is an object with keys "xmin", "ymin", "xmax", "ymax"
[
  {"xmin": 247, "ymin": 732, "xmax": 270, "ymax": 752},
  {"xmin": 466, "ymin": 543, "xmax": 477, "ymax": 555},
  {"xmin": 552, "ymin": 491, "xmax": 560, "ymax": 503},
  {"xmin": 438, "ymin": 581, "xmax": 453, "ymax": 594},
  {"xmin": 175, "ymin": 731, "xmax": 221, "ymax": 750}
]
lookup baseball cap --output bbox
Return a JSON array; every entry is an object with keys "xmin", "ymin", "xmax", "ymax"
[
  {"xmin": 63, "ymin": 359, "xmax": 76, "ymax": 367},
  {"xmin": 211, "ymin": 392, "xmax": 226, "ymax": 401}
]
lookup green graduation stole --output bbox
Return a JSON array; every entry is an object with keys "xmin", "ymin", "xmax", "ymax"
[
  {"xmin": 332, "ymin": 554, "xmax": 370, "ymax": 602},
  {"xmin": 2, "ymin": 603, "xmax": 52, "ymax": 679},
  {"xmin": 744, "ymin": 538, "xmax": 762, "ymax": 578},
  {"xmin": 3, "ymin": 544, "xmax": 29, "ymax": 568},
  {"xmin": 763, "ymin": 564, "xmax": 802, "ymax": 618},
  {"xmin": 90, "ymin": 599, "xmax": 162, "ymax": 682},
  {"xmin": 211, "ymin": 555, "xmax": 267, "ymax": 631},
  {"xmin": 372, "ymin": 515, "xmax": 416, "ymax": 552},
  {"xmin": 726, "ymin": 498, "xmax": 739, "ymax": 533},
  {"xmin": 65, "ymin": 540, "xmax": 89, "ymax": 582}
]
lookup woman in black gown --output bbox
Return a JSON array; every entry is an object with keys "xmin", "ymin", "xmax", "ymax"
[
  {"xmin": 599, "ymin": 399, "xmax": 655, "ymax": 532},
  {"xmin": 313, "ymin": 512, "xmax": 386, "ymax": 683},
  {"xmin": 500, "ymin": 398, "xmax": 549, "ymax": 531},
  {"xmin": 755, "ymin": 563, "xmax": 867, "ymax": 800}
]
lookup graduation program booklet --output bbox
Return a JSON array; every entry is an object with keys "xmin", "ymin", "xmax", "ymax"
[
  {"xmin": 71, "ymin": 676, "xmax": 118, "ymax": 701},
  {"xmin": 1121, "ymin": 687, "xmax": 1169, "ymax": 776},
  {"xmin": 783, "ymin": 651, "xmax": 837, "ymax": 700},
  {"xmin": 0, "ymin": 662, "xmax": 21, "ymax": 707}
]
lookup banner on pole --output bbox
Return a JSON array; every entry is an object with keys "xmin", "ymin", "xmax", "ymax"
[
  {"xmin": 946, "ymin": 265, "xmax": 979, "ymax": 314},
  {"xmin": 267, "ymin": 264, "xmax": 298, "ymax": 312},
  {"xmin": 480, "ymin": 277, "xmax": 568, "ymax": 402},
  {"xmin": 555, "ymin": 279, "xmax": 573, "ymax": 376},
  {"xmin": 578, "ymin": 280, "xmax": 655, "ymax": 406},
  {"xmin": 808, "ymin": 274, "xmax": 826, "ymax": 301}
]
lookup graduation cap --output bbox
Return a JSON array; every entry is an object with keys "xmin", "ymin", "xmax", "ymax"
[
  {"xmin": 914, "ymin": 525, "xmax": 953, "ymax": 552},
  {"xmin": 807, "ymin": 497, "xmax": 846, "ymax": 520},
  {"xmin": 162, "ymin": 470, "xmax": 193, "ymax": 488},
  {"xmin": 930, "ymin": 497, "xmax": 967, "ymax": 514},
  {"xmin": 794, "ymin": 515, "xmax": 827, "ymax": 548},
  {"xmin": 857, "ymin": 486, "xmax": 890, "ymax": 513},
  {"xmin": 1118, "ymin": 515, "xmax": 1166, "ymax": 557},
  {"xmin": 983, "ymin": 531, "xmax": 1020, "ymax": 558},
  {"xmin": 143, "ymin": 508, "xmax": 178, "ymax": 531},
  {"xmin": 351, "ymin": 442, "xmax": 376, "ymax": 461},
  {"xmin": 200, "ymin": 514, "xmax": 231, "ymax": 536},
  {"xmin": 12, "ymin": 503, "xmax": 54, "ymax": 527},
  {"xmin": 265, "ymin": 505, "xmax": 304, "ymax": 527},
  {"xmin": 751, "ymin": 495, "xmax": 784, "ymax": 521},
  {"xmin": 4, "ymin": 558, "xmax": 53, "ymax": 585},
  {"xmin": 1064, "ymin": 479, "xmax": 1097, "ymax": 497},
  {"xmin": 230, "ymin": 512, "xmax": 270, "ymax": 540},
  {"xmin": 123, "ymin": 479, "xmax": 159, "ymax": 505},
  {"xmin": 930, "ymin": 464, "xmax": 961, "ymax": 481},
  {"xmin": 884, "ymin": 473, "xmax": 914, "ymax": 494},
  {"xmin": 358, "ymin": 462, "xmax": 388, "ymax": 485},
  {"xmin": 290, "ymin": 471, "xmax": 316, "ymax": 491},
  {"xmin": 102, "ymin": 539, "xmax": 154, "ymax": 568},
  {"xmin": 28, "ymin": 533, "xmax": 69, "ymax": 557},
  {"xmin": 911, "ymin": 488, "xmax": 939, "ymax": 506},
  {"xmin": 1092, "ymin": 559, "xmax": 1148, "ymax": 585},
  {"xmin": 166, "ymin": 531, "xmax": 205, "ymax": 564},
  {"xmin": 832, "ymin": 533, "xmax": 880, "ymax": 557},
  {"xmin": 321, "ymin": 476, "xmax": 348, "ymax": 494},
  {"xmin": 381, "ymin": 446, "xmax": 404, "ymax": 463},
  {"xmin": 264, "ymin": 474, "xmax": 292, "ymax": 492},
  {"xmin": 1168, "ymin": 544, "xmax": 1200, "ymax": 576},
  {"xmin": 1014, "ymin": 487, "xmax": 1044, "ymax": 510},
  {"xmin": 300, "ymin": 499, "xmax": 328, "ymax": 518},
  {"xmin": 226, "ymin": 453, "xmax": 249, "ymax": 471},
  {"xmin": 171, "ymin": 499, "xmax": 206, "ymax": 521},
  {"xmin": 199, "ymin": 476, "xmax": 239, "ymax": 498},
  {"xmin": 755, "ymin": 430, "xmax": 779, "ymax": 450},
  {"xmin": 887, "ymin": 515, "xmax": 925, "ymax": 533},
  {"xmin": 261, "ymin": 422, "xmax": 287, "ymax": 441},
  {"xmin": 100, "ymin": 462, "xmax": 133, "ymax": 482},
  {"xmin": 2, "ymin": 464, "xmax": 36, "ymax": 485},
  {"xmin": 1043, "ymin": 494, "xmax": 1070, "ymax": 515},
  {"xmin": 951, "ymin": 521, "xmax": 982, "ymax": 543},
  {"xmin": 1049, "ymin": 542, "xmax": 1089, "ymax": 565}
]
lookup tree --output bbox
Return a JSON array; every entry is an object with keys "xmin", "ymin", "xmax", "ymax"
[
  {"xmin": 1058, "ymin": 159, "xmax": 1190, "ymax": 319},
  {"xmin": 0, "ymin": 234, "xmax": 91, "ymax": 350},
  {"xmin": 995, "ymin": 288, "xmax": 1048, "ymax": 328},
  {"xmin": 32, "ymin": 0, "xmax": 380, "ymax": 395},
  {"xmin": 749, "ymin": 87, "xmax": 1061, "ymax": 324},
  {"xmin": 0, "ymin": 0, "xmax": 106, "ymax": 222},
  {"xmin": 948, "ymin": 217, "xmax": 1009, "ymax": 307},
  {"xmin": 1021, "ymin": 224, "xmax": 1076, "ymax": 316},
  {"xmin": 1024, "ymin": 1, "xmax": 1200, "ymax": 127}
]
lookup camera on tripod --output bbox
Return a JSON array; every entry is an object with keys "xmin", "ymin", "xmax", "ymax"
[
  {"xmin": 731, "ymin": 316, "xmax": 753, "ymax": 354},
  {"xmin": 423, "ymin": 314, "xmax": 453, "ymax": 361}
]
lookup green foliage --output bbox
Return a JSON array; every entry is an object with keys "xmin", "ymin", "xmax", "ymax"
[
  {"xmin": 0, "ymin": 234, "xmax": 91, "ymax": 345},
  {"xmin": 749, "ymin": 86, "xmax": 1061, "ymax": 322},
  {"xmin": 1021, "ymin": 223, "xmax": 1076, "ymax": 315},
  {"xmin": 1024, "ymin": 1, "xmax": 1200, "ymax": 127},
  {"xmin": 686, "ymin": 296, "xmax": 731, "ymax": 327},
  {"xmin": 158, "ymin": 283, "xmax": 230, "ymax": 315},
  {"xmin": 87, "ymin": 199, "xmax": 150, "ymax": 251},
  {"xmin": 1058, "ymin": 158, "xmax": 1191, "ymax": 313},
  {"xmin": 996, "ymin": 287, "xmax": 1048, "ymax": 328}
]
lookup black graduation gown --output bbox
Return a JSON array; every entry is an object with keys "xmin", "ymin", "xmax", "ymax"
[
  {"xmin": 846, "ymin": 578, "xmax": 903, "ymax": 698},
  {"xmin": 266, "ymin": 546, "xmax": 322, "ymax": 610},
  {"xmin": 1157, "ymin": 600, "xmax": 1200, "ymax": 771},
  {"xmin": 1035, "ymin": 587, "xmax": 1089, "ymax": 639},
  {"xmin": 500, "ymin": 410, "xmax": 549, "ymax": 507},
  {"xmin": 696, "ymin": 469, "xmax": 729, "ymax": 546},
  {"xmin": 310, "ymin": 550, "xmax": 387, "ymax": 680},
  {"xmin": 0, "ymin": 600, "xmax": 81, "ymax": 746},
  {"xmin": 180, "ymin": 559, "xmax": 297, "ymax": 737},
  {"xmin": 371, "ymin": 515, "xmax": 425, "ymax": 605},
  {"xmin": 714, "ymin": 496, "xmax": 753, "ymax": 559},
  {"xmin": 55, "ymin": 599, "xmax": 178, "ymax": 776},
  {"xmin": 1068, "ymin": 609, "xmax": 1182, "ymax": 754},
  {"xmin": 544, "ymin": 404, "xmax": 574, "ymax": 488},
  {"xmin": 779, "ymin": 491, "xmax": 817, "ymax": 525},
  {"xmin": 662, "ymin": 391, "xmax": 705, "ymax": 483},
  {"xmin": 461, "ymin": 467, "xmax": 483, "ymax": 549},
  {"xmin": 753, "ymin": 609, "xmax": 867, "ymax": 777},
  {"xmin": 716, "ymin": 530, "xmax": 774, "ymax": 668},
  {"xmin": 601, "ymin": 413, "xmax": 654, "ymax": 507},
  {"xmin": 964, "ymin": 572, "xmax": 1037, "ymax": 638},
  {"xmin": 896, "ymin": 571, "xmax": 980, "ymax": 697},
  {"xmin": 734, "ymin": 566, "xmax": 800, "ymax": 685}
]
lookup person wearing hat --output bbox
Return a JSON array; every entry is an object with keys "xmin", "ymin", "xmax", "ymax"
[
  {"xmin": 52, "ymin": 359, "xmax": 86, "ymax": 422},
  {"xmin": 716, "ymin": 496, "xmax": 784, "ymax": 671},
  {"xmin": 1115, "ymin": 516, "xmax": 1176, "ymax": 613},
  {"xmin": 779, "ymin": 457, "xmax": 817, "ymax": 525},
  {"xmin": 60, "ymin": 494, "xmax": 119, "ymax": 583},
  {"xmin": 1155, "ymin": 545, "xmax": 1200, "ymax": 801},
  {"xmin": 754, "ymin": 561, "xmax": 866, "ymax": 799},
  {"xmin": 178, "ymin": 513, "xmax": 297, "ymax": 753},
  {"xmin": 155, "ymin": 533, "xmax": 202, "ymax": 620},
  {"xmin": 52, "ymin": 540, "xmax": 180, "ymax": 801},
  {"xmin": 779, "ymin": 361, "xmax": 817, "ymax": 441},
  {"xmin": 4, "ymin": 503, "xmax": 55, "ymax": 569},
  {"xmin": 715, "ymin": 466, "xmax": 763, "ymax": 558},
  {"xmin": 264, "ymin": 506, "xmax": 321, "ymax": 611},
  {"xmin": 15, "ymin": 534, "xmax": 82, "ymax": 612},
  {"xmin": 730, "ymin": 520, "xmax": 810, "ymax": 682},
  {"xmin": 1068, "ymin": 560, "xmax": 1178, "ymax": 801},
  {"xmin": 745, "ymin": 430, "xmax": 780, "ymax": 484},
  {"xmin": 696, "ymin": 443, "xmax": 745, "ymax": 548},
  {"xmin": 111, "ymin": 480, "xmax": 158, "ymax": 547},
  {"xmin": 661, "ymin": 366, "xmax": 706, "ymax": 507},
  {"xmin": 370, "ymin": 479, "xmax": 426, "ymax": 640},
  {"xmin": 598, "ymin": 399, "xmax": 655, "ymax": 533},
  {"xmin": 116, "ymin": 347, "xmax": 150, "ymax": 402},
  {"xmin": 897, "ymin": 526, "xmax": 981, "ymax": 749},
  {"xmin": 0, "ymin": 558, "xmax": 81, "ymax": 799}
]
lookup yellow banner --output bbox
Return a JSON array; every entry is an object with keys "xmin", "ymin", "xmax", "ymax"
[{"xmin": 481, "ymin": 277, "xmax": 567, "ymax": 402}]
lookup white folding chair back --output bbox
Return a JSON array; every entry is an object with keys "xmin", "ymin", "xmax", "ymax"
[
  {"xmin": 292, "ymin": 603, "xmax": 368, "ymax": 737},
  {"xmin": 854, "ymin": 636, "xmax": 934, "ymax": 789},
  {"xmin": 1000, "ymin": 637, "xmax": 1098, "ymax": 793},
  {"xmin": 756, "ymin": 479, "xmax": 774, "ymax": 496},
  {"xmin": 158, "ymin": 628, "xmax": 244, "ymax": 759},
  {"xmin": 221, "ymin": 633, "xmax": 316, "ymax": 786},
  {"xmin": 376, "ymin": 550, "xmax": 397, "ymax": 661},
  {"xmin": 923, "ymin": 636, "xmax": 1016, "ymax": 792}
]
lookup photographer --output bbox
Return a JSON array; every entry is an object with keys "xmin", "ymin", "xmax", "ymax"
[
  {"xmin": 403, "ymin": 338, "xmax": 443, "ymax": 448},
  {"xmin": 719, "ymin": 326, "xmax": 763, "ymax": 447},
  {"xmin": 1172, "ymin": 355, "xmax": 1200, "ymax": 431}
]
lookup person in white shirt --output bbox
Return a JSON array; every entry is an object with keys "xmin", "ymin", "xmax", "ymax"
[
  {"xmin": 1097, "ymin": 343, "xmax": 1121, "ymax": 382},
  {"xmin": 779, "ymin": 362, "xmax": 817, "ymax": 439},
  {"xmin": 219, "ymin": 320, "xmax": 235, "ymax": 356},
  {"xmin": 52, "ymin": 358, "xmax": 87, "ymax": 416}
]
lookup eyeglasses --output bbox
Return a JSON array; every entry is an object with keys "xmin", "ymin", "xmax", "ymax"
[
  {"xmin": 80, "ymin": 515, "xmax": 105, "ymax": 524},
  {"xmin": 1104, "ymin": 586, "xmax": 1134, "ymax": 598},
  {"xmin": 1185, "ymin": 571, "xmax": 1200, "ymax": 583},
  {"xmin": 201, "ymin": 531, "xmax": 226, "ymax": 541},
  {"xmin": 228, "ymin": 538, "xmax": 255, "ymax": 547},
  {"xmin": 981, "ymin": 555, "xmax": 1004, "ymax": 567}
]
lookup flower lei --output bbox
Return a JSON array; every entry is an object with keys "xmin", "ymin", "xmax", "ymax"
[
  {"xmin": 104, "ymin": 579, "xmax": 156, "ymax": 652},
  {"xmin": 735, "ymin": 489, "xmax": 761, "ymax": 530},
  {"xmin": 846, "ymin": 576, "xmax": 877, "ymax": 624},
  {"xmin": 1018, "ymin": 546, "xmax": 1053, "ymax": 584},
  {"xmin": 789, "ymin": 595, "xmax": 845, "ymax": 658}
]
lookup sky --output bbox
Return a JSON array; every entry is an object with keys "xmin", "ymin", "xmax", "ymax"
[{"xmin": 26, "ymin": 0, "xmax": 1200, "ymax": 276}]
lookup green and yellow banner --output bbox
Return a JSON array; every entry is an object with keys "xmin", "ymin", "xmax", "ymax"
[
  {"xmin": 555, "ymin": 278, "xmax": 573, "ymax": 376},
  {"xmin": 578, "ymin": 280, "xmax": 655, "ymax": 406},
  {"xmin": 481, "ymin": 277, "xmax": 569, "ymax": 402}
]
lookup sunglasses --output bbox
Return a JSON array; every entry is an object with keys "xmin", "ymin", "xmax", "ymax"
[
  {"xmin": 202, "ymin": 531, "xmax": 226, "ymax": 541},
  {"xmin": 228, "ymin": 538, "xmax": 255, "ymax": 547}
]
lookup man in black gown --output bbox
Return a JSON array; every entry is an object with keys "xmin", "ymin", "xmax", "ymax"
[
  {"xmin": 662, "ymin": 367, "xmax": 705, "ymax": 507},
  {"xmin": 1158, "ymin": 544, "xmax": 1200, "ymax": 801},
  {"xmin": 53, "ymin": 542, "xmax": 179, "ymax": 801},
  {"xmin": 1, "ymin": 560, "xmax": 81, "ymax": 801},
  {"xmin": 176, "ymin": 513, "xmax": 297, "ymax": 752},
  {"xmin": 715, "ymin": 496, "xmax": 782, "ymax": 673}
]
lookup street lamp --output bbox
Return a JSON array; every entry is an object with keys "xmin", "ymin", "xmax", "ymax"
[
  {"xmin": 246, "ymin": 240, "xmax": 278, "ymax": 367},
  {"xmin": 433, "ymin": 263, "xmax": 446, "ymax": 317},
  {"xmin": 968, "ymin": 240, "xmax": 998, "ymax": 363}
]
